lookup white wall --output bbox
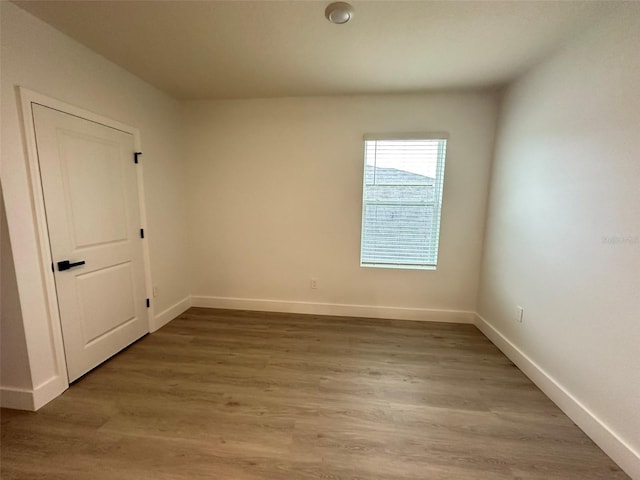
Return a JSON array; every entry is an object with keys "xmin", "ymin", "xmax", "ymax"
[
  {"xmin": 184, "ymin": 94, "xmax": 498, "ymax": 319},
  {"xmin": 0, "ymin": 2, "xmax": 190, "ymax": 407},
  {"xmin": 477, "ymin": 5, "xmax": 640, "ymax": 477},
  {"xmin": 0, "ymin": 189, "xmax": 32, "ymax": 391}
]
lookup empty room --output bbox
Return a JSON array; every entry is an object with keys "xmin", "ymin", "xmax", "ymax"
[{"xmin": 1, "ymin": 0, "xmax": 638, "ymax": 478}]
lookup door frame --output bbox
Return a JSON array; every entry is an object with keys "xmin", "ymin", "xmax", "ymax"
[{"xmin": 17, "ymin": 87, "xmax": 154, "ymax": 396}]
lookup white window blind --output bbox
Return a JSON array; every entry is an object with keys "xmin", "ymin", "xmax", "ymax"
[{"xmin": 360, "ymin": 134, "xmax": 448, "ymax": 269}]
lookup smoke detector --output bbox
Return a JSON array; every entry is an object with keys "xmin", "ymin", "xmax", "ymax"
[{"xmin": 325, "ymin": 2, "xmax": 354, "ymax": 24}]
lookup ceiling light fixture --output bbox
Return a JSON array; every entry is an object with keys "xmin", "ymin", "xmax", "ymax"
[{"xmin": 325, "ymin": 2, "xmax": 354, "ymax": 25}]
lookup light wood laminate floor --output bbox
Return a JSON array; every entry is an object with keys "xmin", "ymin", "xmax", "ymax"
[{"xmin": 1, "ymin": 308, "xmax": 628, "ymax": 479}]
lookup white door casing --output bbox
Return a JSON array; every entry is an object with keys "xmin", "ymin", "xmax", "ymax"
[{"xmin": 33, "ymin": 104, "xmax": 149, "ymax": 382}]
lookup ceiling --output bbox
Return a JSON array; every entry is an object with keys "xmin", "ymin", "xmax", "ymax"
[{"xmin": 13, "ymin": 0, "xmax": 620, "ymax": 100}]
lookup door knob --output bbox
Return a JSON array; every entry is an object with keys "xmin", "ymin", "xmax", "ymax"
[{"xmin": 57, "ymin": 260, "xmax": 86, "ymax": 271}]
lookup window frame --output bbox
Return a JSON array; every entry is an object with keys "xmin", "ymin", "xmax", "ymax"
[{"xmin": 359, "ymin": 132, "xmax": 449, "ymax": 270}]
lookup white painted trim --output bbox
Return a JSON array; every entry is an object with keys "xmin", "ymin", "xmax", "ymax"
[
  {"xmin": 14, "ymin": 88, "xmax": 153, "ymax": 409},
  {"xmin": 0, "ymin": 387, "xmax": 35, "ymax": 410},
  {"xmin": 16, "ymin": 88, "xmax": 71, "ymax": 393},
  {"xmin": 0, "ymin": 375, "xmax": 67, "ymax": 411},
  {"xmin": 151, "ymin": 296, "xmax": 192, "ymax": 332},
  {"xmin": 32, "ymin": 375, "xmax": 68, "ymax": 410},
  {"xmin": 132, "ymin": 149, "xmax": 155, "ymax": 332},
  {"xmin": 191, "ymin": 296, "xmax": 474, "ymax": 323},
  {"xmin": 474, "ymin": 314, "xmax": 640, "ymax": 480}
]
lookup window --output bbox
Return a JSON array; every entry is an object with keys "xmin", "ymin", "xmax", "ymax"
[{"xmin": 360, "ymin": 134, "xmax": 448, "ymax": 269}]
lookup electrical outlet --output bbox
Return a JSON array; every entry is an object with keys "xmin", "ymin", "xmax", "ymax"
[
  {"xmin": 516, "ymin": 306, "xmax": 524, "ymax": 323},
  {"xmin": 310, "ymin": 278, "xmax": 318, "ymax": 289},
  {"xmin": 153, "ymin": 285, "xmax": 159, "ymax": 297}
]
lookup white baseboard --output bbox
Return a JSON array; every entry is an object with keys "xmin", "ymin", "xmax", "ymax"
[
  {"xmin": 474, "ymin": 314, "xmax": 640, "ymax": 480},
  {"xmin": 1, "ymin": 386, "xmax": 35, "ymax": 410},
  {"xmin": 33, "ymin": 374, "xmax": 68, "ymax": 410},
  {"xmin": 1, "ymin": 374, "xmax": 67, "ymax": 411},
  {"xmin": 190, "ymin": 295, "xmax": 474, "ymax": 324},
  {"xmin": 151, "ymin": 296, "xmax": 192, "ymax": 332}
]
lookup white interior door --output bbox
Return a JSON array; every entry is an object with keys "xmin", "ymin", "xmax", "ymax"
[{"xmin": 33, "ymin": 104, "xmax": 149, "ymax": 382}]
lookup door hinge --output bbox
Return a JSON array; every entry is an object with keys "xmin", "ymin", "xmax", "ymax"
[
  {"xmin": 146, "ymin": 298, "xmax": 150, "ymax": 308},
  {"xmin": 51, "ymin": 262, "xmax": 54, "ymax": 272},
  {"xmin": 140, "ymin": 228, "xmax": 144, "ymax": 239},
  {"xmin": 134, "ymin": 151, "xmax": 142, "ymax": 164}
]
